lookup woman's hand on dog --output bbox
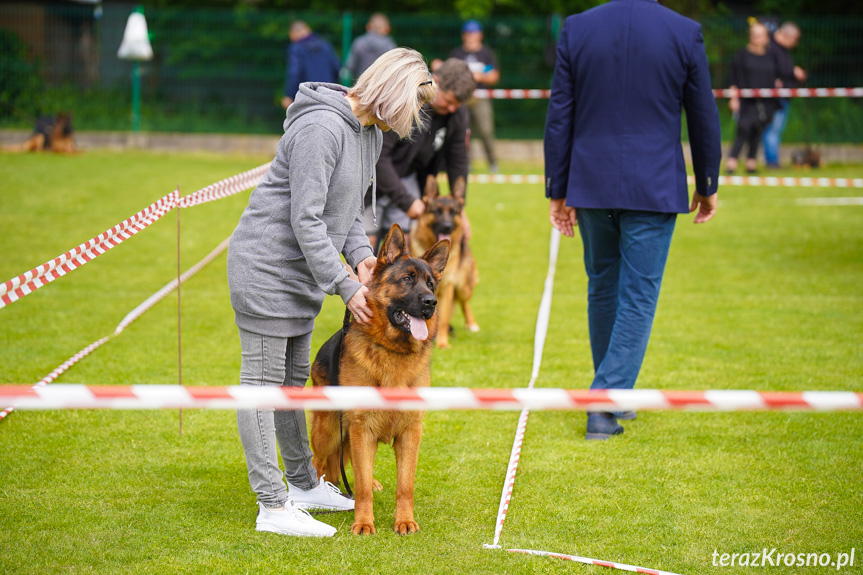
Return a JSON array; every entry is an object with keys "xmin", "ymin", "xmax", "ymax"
[
  {"xmin": 357, "ymin": 256, "xmax": 377, "ymax": 286},
  {"xmin": 348, "ymin": 286, "xmax": 373, "ymax": 324}
]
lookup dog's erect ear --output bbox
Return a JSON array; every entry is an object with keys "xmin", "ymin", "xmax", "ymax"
[
  {"xmin": 422, "ymin": 174, "xmax": 439, "ymax": 204},
  {"xmin": 378, "ymin": 223, "xmax": 407, "ymax": 266},
  {"xmin": 423, "ymin": 239, "xmax": 450, "ymax": 278},
  {"xmin": 451, "ymin": 176, "xmax": 466, "ymax": 208}
]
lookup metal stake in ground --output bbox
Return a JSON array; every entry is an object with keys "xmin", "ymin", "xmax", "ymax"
[{"xmin": 177, "ymin": 187, "xmax": 183, "ymax": 436}]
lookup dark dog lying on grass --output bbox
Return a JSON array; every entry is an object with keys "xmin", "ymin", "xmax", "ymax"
[{"xmin": 2, "ymin": 112, "xmax": 80, "ymax": 154}]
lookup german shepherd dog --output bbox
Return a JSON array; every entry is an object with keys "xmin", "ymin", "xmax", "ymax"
[
  {"xmin": 410, "ymin": 175, "xmax": 479, "ymax": 348},
  {"xmin": 2, "ymin": 112, "xmax": 80, "ymax": 154},
  {"xmin": 310, "ymin": 224, "xmax": 449, "ymax": 535}
]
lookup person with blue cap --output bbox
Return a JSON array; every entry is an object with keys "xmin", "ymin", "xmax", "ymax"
[{"xmin": 450, "ymin": 20, "xmax": 500, "ymax": 173}]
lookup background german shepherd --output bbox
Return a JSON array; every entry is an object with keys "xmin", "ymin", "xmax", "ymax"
[
  {"xmin": 1, "ymin": 112, "xmax": 80, "ymax": 154},
  {"xmin": 410, "ymin": 175, "xmax": 479, "ymax": 348},
  {"xmin": 310, "ymin": 224, "xmax": 449, "ymax": 535}
]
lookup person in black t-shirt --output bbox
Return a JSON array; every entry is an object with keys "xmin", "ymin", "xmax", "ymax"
[
  {"xmin": 364, "ymin": 58, "xmax": 477, "ymax": 248},
  {"xmin": 450, "ymin": 20, "xmax": 500, "ymax": 173},
  {"xmin": 726, "ymin": 23, "xmax": 781, "ymax": 174}
]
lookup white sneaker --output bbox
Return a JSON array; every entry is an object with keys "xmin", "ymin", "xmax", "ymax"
[
  {"xmin": 255, "ymin": 499, "xmax": 337, "ymax": 537},
  {"xmin": 289, "ymin": 476, "xmax": 355, "ymax": 512}
]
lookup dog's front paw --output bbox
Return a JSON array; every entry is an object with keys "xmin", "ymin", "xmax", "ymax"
[
  {"xmin": 436, "ymin": 340, "xmax": 451, "ymax": 349},
  {"xmin": 372, "ymin": 478, "xmax": 383, "ymax": 492},
  {"xmin": 394, "ymin": 520, "xmax": 419, "ymax": 535},
  {"xmin": 351, "ymin": 521, "xmax": 376, "ymax": 535},
  {"xmin": 466, "ymin": 323, "xmax": 480, "ymax": 332}
]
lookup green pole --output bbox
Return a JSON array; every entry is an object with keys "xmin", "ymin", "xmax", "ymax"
[
  {"xmin": 132, "ymin": 61, "xmax": 141, "ymax": 132},
  {"xmin": 340, "ymin": 11, "xmax": 353, "ymax": 85}
]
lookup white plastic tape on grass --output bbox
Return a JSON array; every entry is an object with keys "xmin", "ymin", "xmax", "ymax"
[
  {"xmin": 508, "ymin": 548, "xmax": 685, "ymax": 575},
  {"xmin": 484, "ymin": 227, "xmax": 561, "ymax": 549}
]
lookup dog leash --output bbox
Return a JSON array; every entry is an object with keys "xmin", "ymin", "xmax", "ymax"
[{"xmin": 337, "ymin": 306, "xmax": 354, "ymax": 498}]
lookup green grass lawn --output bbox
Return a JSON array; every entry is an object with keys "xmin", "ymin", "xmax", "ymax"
[{"xmin": 1, "ymin": 151, "xmax": 861, "ymax": 574}]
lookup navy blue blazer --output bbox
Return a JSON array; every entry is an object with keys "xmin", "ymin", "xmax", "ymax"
[{"xmin": 544, "ymin": 0, "xmax": 721, "ymax": 213}]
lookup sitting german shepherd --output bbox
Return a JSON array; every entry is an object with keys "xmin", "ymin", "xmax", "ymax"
[
  {"xmin": 310, "ymin": 224, "xmax": 449, "ymax": 535},
  {"xmin": 410, "ymin": 175, "xmax": 479, "ymax": 348},
  {"xmin": 2, "ymin": 112, "xmax": 80, "ymax": 154}
]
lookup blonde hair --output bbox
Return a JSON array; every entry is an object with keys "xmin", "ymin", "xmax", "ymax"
[{"xmin": 348, "ymin": 47, "xmax": 437, "ymax": 139}]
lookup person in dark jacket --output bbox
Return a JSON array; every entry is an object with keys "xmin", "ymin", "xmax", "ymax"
[
  {"xmin": 726, "ymin": 23, "xmax": 781, "ymax": 174},
  {"xmin": 282, "ymin": 21, "xmax": 341, "ymax": 109},
  {"xmin": 545, "ymin": 0, "xmax": 721, "ymax": 440},
  {"xmin": 762, "ymin": 21, "xmax": 806, "ymax": 168},
  {"xmin": 365, "ymin": 58, "xmax": 476, "ymax": 247}
]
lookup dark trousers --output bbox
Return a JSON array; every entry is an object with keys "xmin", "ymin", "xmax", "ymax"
[
  {"xmin": 577, "ymin": 209, "xmax": 677, "ymax": 390},
  {"xmin": 729, "ymin": 101, "xmax": 768, "ymax": 160}
]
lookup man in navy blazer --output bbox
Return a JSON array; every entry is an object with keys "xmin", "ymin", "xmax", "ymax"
[{"xmin": 544, "ymin": 0, "xmax": 721, "ymax": 440}]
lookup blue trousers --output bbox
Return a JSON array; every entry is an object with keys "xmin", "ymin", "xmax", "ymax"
[
  {"xmin": 577, "ymin": 209, "xmax": 676, "ymax": 390},
  {"xmin": 762, "ymin": 100, "xmax": 790, "ymax": 166}
]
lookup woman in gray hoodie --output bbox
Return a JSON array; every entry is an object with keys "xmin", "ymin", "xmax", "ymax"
[{"xmin": 227, "ymin": 48, "xmax": 436, "ymax": 537}]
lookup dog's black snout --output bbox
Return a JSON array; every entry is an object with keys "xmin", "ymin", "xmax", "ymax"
[
  {"xmin": 438, "ymin": 222, "xmax": 454, "ymax": 234},
  {"xmin": 421, "ymin": 294, "xmax": 437, "ymax": 310}
]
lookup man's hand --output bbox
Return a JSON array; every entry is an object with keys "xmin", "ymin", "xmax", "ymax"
[
  {"xmin": 356, "ymin": 256, "xmax": 377, "ymax": 286},
  {"xmin": 794, "ymin": 65, "xmax": 807, "ymax": 83},
  {"xmin": 281, "ymin": 96, "xmax": 293, "ymax": 109},
  {"xmin": 549, "ymin": 198, "xmax": 577, "ymax": 237},
  {"xmin": 406, "ymin": 198, "xmax": 425, "ymax": 219},
  {"xmin": 728, "ymin": 97, "xmax": 740, "ymax": 113},
  {"xmin": 347, "ymin": 285, "xmax": 372, "ymax": 324},
  {"xmin": 690, "ymin": 191, "xmax": 718, "ymax": 224}
]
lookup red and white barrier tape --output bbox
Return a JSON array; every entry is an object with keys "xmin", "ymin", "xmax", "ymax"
[
  {"xmin": 468, "ymin": 174, "xmax": 863, "ymax": 189},
  {"xmin": 177, "ymin": 163, "xmax": 270, "ymax": 208},
  {"xmin": 507, "ymin": 548, "xmax": 684, "ymax": 575},
  {"xmin": 713, "ymin": 87, "xmax": 863, "ymax": 99},
  {"xmin": 2, "ymin": 385, "xmax": 860, "ymax": 412},
  {"xmin": 0, "ymin": 191, "xmax": 178, "ymax": 308},
  {"xmin": 710, "ymin": 175, "xmax": 863, "ymax": 189},
  {"xmin": 474, "ymin": 89, "xmax": 552, "ymax": 100},
  {"xmin": 472, "ymin": 87, "xmax": 863, "ymax": 99},
  {"xmin": 0, "ymin": 164, "xmax": 268, "ymax": 310},
  {"xmin": 0, "ymin": 237, "xmax": 231, "ymax": 422}
]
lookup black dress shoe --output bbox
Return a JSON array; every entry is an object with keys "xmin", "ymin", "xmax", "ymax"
[{"xmin": 586, "ymin": 412, "xmax": 624, "ymax": 440}]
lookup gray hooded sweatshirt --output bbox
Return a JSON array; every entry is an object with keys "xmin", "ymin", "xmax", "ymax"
[{"xmin": 227, "ymin": 82, "xmax": 381, "ymax": 337}]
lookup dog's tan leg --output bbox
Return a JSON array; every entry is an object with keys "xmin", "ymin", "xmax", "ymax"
[
  {"xmin": 310, "ymin": 411, "xmax": 342, "ymax": 480},
  {"xmin": 349, "ymin": 423, "xmax": 378, "ymax": 535},
  {"xmin": 392, "ymin": 418, "xmax": 422, "ymax": 534},
  {"xmin": 436, "ymin": 282, "xmax": 456, "ymax": 348},
  {"xmin": 461, "ymin": 299, "xmax": 480, "ymax": 332}
]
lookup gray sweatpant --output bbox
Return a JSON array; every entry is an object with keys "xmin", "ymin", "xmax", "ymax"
[{"xmin": 236, "ymin": 328, "xmax": 319, "ymax": 508}]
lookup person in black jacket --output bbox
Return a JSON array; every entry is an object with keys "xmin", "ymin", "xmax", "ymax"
[
  {"xmin": 365, "ymin": 58, "xmax": 476, "ymax": 248},
  {"xmin": 726, "ymin": 23, "xmax": 781, "ymax": 174},
  {"xmin": 762, "ymin": 22, "xmax": 807, "ymax": 168}
]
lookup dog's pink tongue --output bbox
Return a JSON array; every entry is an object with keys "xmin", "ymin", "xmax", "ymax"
[
  {"xmin": 408, "ymin": 315, "xmax": 429, "ymax": 341},
  {"xmin": 438, "ymin": 234, "xmax": 451, "ymax": 242}
]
